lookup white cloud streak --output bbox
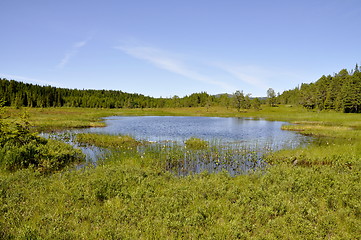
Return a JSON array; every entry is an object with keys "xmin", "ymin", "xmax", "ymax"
[
  {"xmin": 115, "ymin": 45, "xmax": 235, "ymax": 93},
  {"xmin": 57, "ymin": 38, "xmax": 91, "ymax": 69},
  {"xmin": 216, "ymin": 63, "xmax": 310, "ymax": 96},
  {"xmin": 215, "ymin": 64, "xmax": 270, "ymax": 91}
]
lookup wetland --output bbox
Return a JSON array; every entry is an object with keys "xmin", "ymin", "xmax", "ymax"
[
  {"xmin": 1, "ymin": 106, "xmax": 360, "ymax": 239},
  {"xmin": 51, "ymin": 116, "xmax": 311, "ymax": 175}
]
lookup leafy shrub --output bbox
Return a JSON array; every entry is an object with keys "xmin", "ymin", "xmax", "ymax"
[
  {"xmin": 0, "ymin": 104, "xmax": 84, "ymax": 173},
  {"xmin": 36, "ymin": 139, "xmax": 84, "ymax": 173}
]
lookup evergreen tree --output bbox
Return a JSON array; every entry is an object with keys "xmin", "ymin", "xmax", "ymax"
[{"xmin": 278, "ymin": 64, "xmax": 361, "ymax": 113}]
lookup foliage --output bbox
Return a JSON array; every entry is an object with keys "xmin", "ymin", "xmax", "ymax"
[
  {"xmin": 266, "ymin": 88, "xmax": 277, "ymax": 107},
  {"xmin": 251, "ymin": 97, "xmax": 261, "ymax": 110},
  {"xmin": 1, "ymin": 78, "xmax": 263, "ymax": 110},
  {"xmin": 278, "ymin": 65, "xmax": 361, "ymax": 113},
  {"xmin": 232, "ymin": 90, "xmax": 261, "ymax": 112},
  {"xmin": 0, "ymin": 103, "xmax": 84, "ymax": 173}
]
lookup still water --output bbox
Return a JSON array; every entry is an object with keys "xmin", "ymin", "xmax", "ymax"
[
  {"xmin": 81, "ymin": 116, "xmax": 309, "ymax": 149},
  {"xmin": 51, "ymin": 116, "xmax": 310, "ymax": 175}
]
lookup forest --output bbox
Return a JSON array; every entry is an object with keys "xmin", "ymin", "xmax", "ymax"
[
  {"xmin": 0, "ymin": 78, "xmax": 263, "ymax": 110},
  {"xmin": 2, "ymin": 64, "xmax": 361, "ymax": 113},
  {"xmin": 279, "ymin": 64, "xmax": 361, "ymax": 113}
]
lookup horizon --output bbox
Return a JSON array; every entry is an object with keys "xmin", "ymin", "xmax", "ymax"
[{"xmin": 1, "ymin": 0, "xmax": 360, "ymax": 98}]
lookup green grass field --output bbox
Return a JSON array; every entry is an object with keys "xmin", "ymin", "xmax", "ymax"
[{"xmin": 1, "ymin": 105, "xmax": 360, "ymax": 239}]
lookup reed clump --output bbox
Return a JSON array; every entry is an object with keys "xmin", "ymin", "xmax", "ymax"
[
  {"xmin": 184, "ymin": 137, "xmax": 209, "ymax": 150},
  {"xmin": 76, "ymin": 133, "xmax": 140, "ymax": 149}
]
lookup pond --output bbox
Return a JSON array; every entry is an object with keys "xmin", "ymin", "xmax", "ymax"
[
  {"xmin": 48, "ymin": 116, "xmax": 311, "ymax": 176},
  {"xmin": 82, "ymin": 116, "xmax": 308, "ymax": 148}
]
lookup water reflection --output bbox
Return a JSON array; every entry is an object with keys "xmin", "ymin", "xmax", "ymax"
[
  {"xmin": 81, "ymin": 116, "xmax": 309, "ymax": 146},
  {"xmin": 43, "ymin": 116, "xmax": 311, "ymax": 176}
]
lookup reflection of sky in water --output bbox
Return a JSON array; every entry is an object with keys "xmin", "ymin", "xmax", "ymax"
[
  {"xmin": 76, "ymin": 116, "xmax": 310, "ymax": 150},
  {"xmin": 44, "ymin": 117, "xmax": 312, "ymax": 175}
]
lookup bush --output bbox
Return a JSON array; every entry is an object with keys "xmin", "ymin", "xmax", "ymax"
[
  {"xmin": 0, "ymin": 105, "xmax": 84, "ymax": 173},
  {"xmin": 36, "ymin": 139, "xmax": 84, "ymax": 173}
]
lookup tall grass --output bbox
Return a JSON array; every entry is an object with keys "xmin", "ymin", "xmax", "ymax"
[{"xmin": 71, "ymin": 133, "xmax": 269, "ymax": 176}]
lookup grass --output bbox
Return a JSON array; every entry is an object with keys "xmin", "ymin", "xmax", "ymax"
[
  {"xmin": 5, "ymin": 105, "xmax": 361, "ymax": 130},
  {"xmin": 1, "ymin": 158, "xmax": 360, "ymax": 239},
  {"xmin": 76, "ymin": 133, "xmax": 141, "ymax": 149},
  {"xmin": 184, "ymin": 137, "xmax": 209, "ymax": 150},
  {"xmin": 73, "ymin": 135, "xmax": 264, "ymax": 176},
  {"xmin": 266, "ymin": 122, "xmax": 361, "ymax": 168},
  {"xmin": 1, "ymin": 105, "xmax": 361, "ymax": 238}
]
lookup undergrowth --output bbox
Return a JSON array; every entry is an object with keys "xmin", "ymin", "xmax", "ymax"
[{"xmin": 0, "ymin": 103, "xmax": 84, "ymax": 173}]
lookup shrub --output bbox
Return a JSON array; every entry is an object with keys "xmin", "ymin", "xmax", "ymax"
[
  {"xmin": 0, "ymin": 105, "xmax": 84, "ymax": 173},
  {"xmin": 36, "ymin": 139, "xmax": 84, "ymax": 173}
]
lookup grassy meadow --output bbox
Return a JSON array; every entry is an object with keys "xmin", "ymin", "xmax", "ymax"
[{"xmin": 1, "ymin": 105, "xmax": 361, "ymax": 239}]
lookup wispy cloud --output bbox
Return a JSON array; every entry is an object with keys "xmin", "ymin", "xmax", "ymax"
[
  {"xmin": 57, "ymin": 37, "xmax": 91, "ymax": 69},
  {"xmin": 0, "ymin": 73, "xmax": 61, "ymax": 86},
  {"xmin": 215, "ymin": 64, "xmax": 270, "ymax": 91},
  {"xmin": 216, "ymin": 63, "xmax": 309, "ymax": 96},
  {"xmin": 115, "ymin": 45, "xmax": 235, "ymax": 93}
]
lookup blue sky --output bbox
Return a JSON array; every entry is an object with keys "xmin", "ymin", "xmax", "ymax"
[{"xmin": 1, "ymin": 0, "xmax": 360, "ymax": 97}]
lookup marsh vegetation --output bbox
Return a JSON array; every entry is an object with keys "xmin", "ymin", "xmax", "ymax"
[
  {"xmin": 1, "ymin": 104, "xmax": 360, "ymax": 239},
  {"xmin": 48, "ymin": 115, "xmax": 309, "ymax": 176}
]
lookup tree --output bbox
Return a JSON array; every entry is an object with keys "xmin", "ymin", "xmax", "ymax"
[
  {"xmin": 299, "ymin": 83, "xmax": 317, "ymax": 109},
  {"xmin": 244, "ymin": 94, "xmax": 252, "ymax": 109},
  {"xmin": 251, "ymin": 98, "xmax": 261, "ymax": 110},
  {"xmin": 267, "ymin": 88, "xmax": 277, "ymax": 107},
  {"xmin": 354, "ymin": 63, "xmax": 360, "ymax": 74},
  {"xmin": 233, "ymin": 90, "xmax": 245, "ymax": 112},
  {"xmin": 219, "ymin": 94, "xmax": 231, "ymax": 109}
]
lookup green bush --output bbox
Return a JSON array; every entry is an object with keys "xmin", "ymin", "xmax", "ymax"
[
  {"xmin": 0, "ymin": 105, "xmax": 84, "ymax": 173},
  {"xmin": 36, "ymin": 139, "xmax": 84, "ymax": 173}
]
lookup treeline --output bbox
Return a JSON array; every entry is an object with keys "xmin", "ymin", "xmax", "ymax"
[
  {"xmin": 0, "ymin": 78, "xmax": 264, "ymax": 109},
  {"xmin": 0, "ymin": 79, "xmax": 159, "ymax": 108},
  {"xmin": 278, "ymin": 64, "xmax": 361, "ymax": 113},
  {"xmin": 3, "ymin": 63, "xmax": 361, "ymax": 113}
]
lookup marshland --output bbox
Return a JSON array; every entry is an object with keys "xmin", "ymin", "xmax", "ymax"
[{"xmin": 1, "ymin": 100, "xmax": 361, "ymax": 239}]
